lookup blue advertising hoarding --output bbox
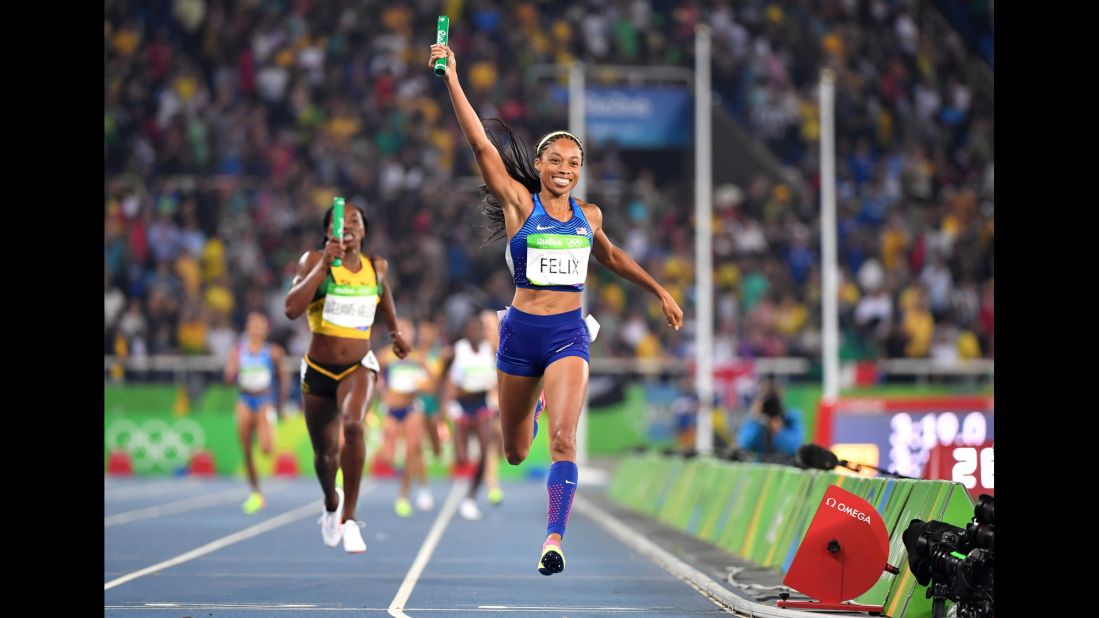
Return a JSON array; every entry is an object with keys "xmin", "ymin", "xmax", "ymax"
[{"xmin": 551, "ymin": 86, "xmax": 692, "ymax": 149}]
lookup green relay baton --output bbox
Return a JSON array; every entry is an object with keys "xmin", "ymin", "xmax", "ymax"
[
  {"xmin": 434, "ymin": 16, "xmax": 449, "ymax": 76},
  {"xmin": 331, "ymin": 196, "xmax": 344, "ymax": 267}
]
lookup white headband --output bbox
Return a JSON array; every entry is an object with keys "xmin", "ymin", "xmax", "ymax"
[{"xmin": 537, "ymin": 130, "xmax": 584, "ymax": 154}]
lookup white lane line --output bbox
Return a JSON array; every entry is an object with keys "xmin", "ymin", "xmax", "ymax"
[
  {"xmin": 105, "ymin": 482, "xmax": 375, "ymax": 592},
  {"xmin": 104, "ymin": 484, "xmax": 285, "ymax": 526},
  {"xmin": 104, "ymin": 499, "xmax": 319, "ymax": 591},
  {"xmin": 104, "ymin": 479, "xmax": 202, "ymax": 501},
  {"xmin": 387, "ymin": 483, "xmax": 465, "ymax": 618}
]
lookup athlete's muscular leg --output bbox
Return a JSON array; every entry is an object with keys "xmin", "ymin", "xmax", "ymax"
[
  {"xmin": 540, "ymin": 356, "xmax": 588, "ymax": 546},
  {"xmin": 377, "ymin": 414, "xmax": 399, "ymax": 466},
  {"xmin": 236, "ymin": 401, "xmax": 259, "ymax": 491},
  {"xmin": 496, "ymin": 370, "xmax": 543, "ymax": 465},
  {"xmin": 402, "ymin": 412, "xmax": 425, "ymax": 499},
  {"xmin": 336, "ymin": 367, "xmax": 377, "ymax": 522},
  {"xmin": 303, "ymin": 394, "xmax": 341, "ymax": 512},
  {"xmin": 453, "ymin": 418, "xmax": 470, "ymax": 466},
  {"xmin": 256, "ymin": 403, "xmax": 274, "ymax": 456},
  {"xmin": 542, "ymin": 357, "xmax": 588, "ymax": 463}
]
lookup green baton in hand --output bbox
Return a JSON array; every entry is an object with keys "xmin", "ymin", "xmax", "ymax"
[
  {"xmin": 332, "ymin": 196, "xmax": 344, "ymax": 267},
  {"xmin": 434, "ymin": 16, "xmax": 449, "ymax": 76}
]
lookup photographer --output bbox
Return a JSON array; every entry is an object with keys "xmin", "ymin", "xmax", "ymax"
[{"xmin": 736, "ymin": 377, "xmax": 803, "ymax": 458}]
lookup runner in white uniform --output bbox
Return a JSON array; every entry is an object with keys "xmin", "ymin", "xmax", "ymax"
[{"xmin": 439, "ymin": 316, "xmax": 499, "ymax": 520}]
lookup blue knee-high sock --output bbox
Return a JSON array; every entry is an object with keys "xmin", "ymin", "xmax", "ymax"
[{"xmin": 546, "ymin": 461, "xmax": 578, "ymax": 539}]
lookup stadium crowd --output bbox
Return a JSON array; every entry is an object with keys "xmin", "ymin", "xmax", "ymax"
[{"xmin": 105, "ymin": 0, "xmax": 993, "ymax": 367}]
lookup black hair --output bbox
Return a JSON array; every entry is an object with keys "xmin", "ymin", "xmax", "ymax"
[
  {"xmin": 479, "ymin": 119, "xmax": 585, "ymax": 243},
  {"xmin": 321, "ymin": 203, "xmax": 368, "ymax": 250},
  {"xmin": 761, "ymin": 392, "xmax": 785, "ymax": 419}
]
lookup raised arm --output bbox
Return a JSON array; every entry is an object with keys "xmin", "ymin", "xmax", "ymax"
[
  {"xmin": 429, "ymin": 44, "xmax": 528, "ymax": 216},
  {"xmin": 585, "ymin": 203, "xmax": 684, "ymax": 330}
]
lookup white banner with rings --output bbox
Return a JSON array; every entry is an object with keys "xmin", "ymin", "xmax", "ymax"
[{"xmin": 105, "ymin": 418, "xmax": 206, "ymax": 472}]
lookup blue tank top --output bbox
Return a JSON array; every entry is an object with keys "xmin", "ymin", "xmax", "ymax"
[
  {"xmin": 506, "ymin": 193, "xmax": 594, "ymax": 292},
  {"xmin": 238, "ymin": 343, "xmax": 275, "ymax": 394}
]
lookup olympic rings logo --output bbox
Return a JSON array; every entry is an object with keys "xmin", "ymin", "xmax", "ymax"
[{"xmin": 105, "ymin": 418, "xmax": 206, "ymax": 472}]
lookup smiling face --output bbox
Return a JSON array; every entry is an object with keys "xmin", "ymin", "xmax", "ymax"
[{"xmin": 534, "ymin": 136, "xmax": 583, "ymax": 198}]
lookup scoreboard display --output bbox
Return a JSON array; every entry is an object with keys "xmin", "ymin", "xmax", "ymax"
[
  {"xmin": 818, "ymin": 396, "xmax": 994, "ymax": 480},
  {"xmin": 925, "ymin": 440, "xmax": 994, "ymax": 498}
]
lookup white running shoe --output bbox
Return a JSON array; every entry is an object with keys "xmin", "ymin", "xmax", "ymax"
[
  {"xmin": 342, "ymin": 520, "xmax": 366, "ymax": 553},
  {"xmin": 415, "ymin": 488, "xmax": 434, "ymax": 512},
  {"xmin": 459, "ymin": 497, "xmax": 482, "ymax": 521},
  {"xmin": 319, "ymin": 487, "xmax": 345, "ymax": 547}
]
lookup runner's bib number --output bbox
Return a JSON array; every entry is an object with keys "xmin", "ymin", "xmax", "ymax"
[
  {"xmin": 456, "ymin": 365, "xmax": 496, "ymax": 393},
  {"xmin": 388, "ymin": 363, "xmax": 425, "ymax": 394},
  {"xmin": 525, "ymin": 234, "xmax": 590, "ymax": 287},
  {"xmin": 322, "ymin": 283, "xmax": 379, "ymax": 329},
  {"xmin": 239, "ymin": 366, "xmax": 272, "ymax": 392}
]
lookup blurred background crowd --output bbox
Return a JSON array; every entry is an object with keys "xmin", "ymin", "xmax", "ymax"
[{"xmin": 104, "ymin": 0, "xmax": 993, "ymax": 368}]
